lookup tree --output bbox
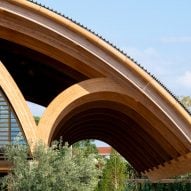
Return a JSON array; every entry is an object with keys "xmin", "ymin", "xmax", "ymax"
[
  {"xmin": 33, "ymin": 116, "xmax": 40, "ymax": 125},
  {"xmin": 73, "ymin": 139, "xmax": 98, "ymax": 156},
  {"xmin": 179, "ymin": 96, "xmax": 191, "ymax": 111},
  {"xmin": 1, "ymin": 140, "xmax": 100, "ymax": 191},
  {"xmin": 97, "ymin": 149, "xmax": 127, "ymax": 191}
]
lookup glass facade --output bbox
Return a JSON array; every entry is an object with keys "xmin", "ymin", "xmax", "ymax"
[{"xmin": 0, "ymin": 89, "xmax": 26, "ymax": 147}]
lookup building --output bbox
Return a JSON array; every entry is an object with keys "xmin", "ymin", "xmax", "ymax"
[
  {"xmin": 0, "ymin": 0, "xmax": 191, "ymax": 181},
  {"xmin": 97, "ymin": 147, "xmax": 112, "ymax": 158}
]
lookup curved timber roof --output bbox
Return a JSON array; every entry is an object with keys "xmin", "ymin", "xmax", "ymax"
[{"xmin": 0, "ymin": 0, "xmax": 191, "ymax": 180}]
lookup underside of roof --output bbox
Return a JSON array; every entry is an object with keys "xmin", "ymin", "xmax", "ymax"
[{"xmin": 0, "ymin": 0, "xmax": 191, "ymax": 181}]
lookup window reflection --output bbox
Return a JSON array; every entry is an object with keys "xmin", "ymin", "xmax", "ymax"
[{"xmin": 0, "ymin": 90, "xmax": 26, "ymax": 148}]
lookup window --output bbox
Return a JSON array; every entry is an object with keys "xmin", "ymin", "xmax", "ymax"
[{"xmin": 0, "ymin": 89, "xmax": 26, "ymax": 148}]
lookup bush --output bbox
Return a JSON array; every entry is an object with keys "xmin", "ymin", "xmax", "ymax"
[{"xmin": 1, "ymin": 140, "xmax": 100, "ymax": 191}]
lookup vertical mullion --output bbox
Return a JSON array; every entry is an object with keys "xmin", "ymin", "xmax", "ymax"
[
  {"xmin": 8, "ymin": 104, "xmax": 11, "ymax": 143},
  {"xmin": 0, "ymin": 89, "xmax": 26, "ymax": 146}
]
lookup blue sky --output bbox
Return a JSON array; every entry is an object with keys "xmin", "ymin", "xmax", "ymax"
[
  {"xmin": 34, "ymin": 0, "xmax": 191, "ymax": 97},
  {"xmin": 30, "ymin": 0, "xmax": 191, "ymax": 146},
  {"xmin": 30, "ymin": 0, "xmax": 191, "ymax": 111},
  {"xmin": 30, "ymin": 1, "xmax": 191, "ymax": 108}
]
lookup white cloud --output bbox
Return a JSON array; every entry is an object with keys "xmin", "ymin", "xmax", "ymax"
[
  {"xmin": 178, "ymin": 71, "xmax": 191, "ymax": 88},
  {"xmin": 123, "ymin": 47, "xmax": 170, "ymax": 77},
  {"xmin": 161, "ymin": 36, "xmax": 191, "ymax": 43},
  {"xmin": 121, "ymin": 46, "xmax": 191, "ymax": 95}
]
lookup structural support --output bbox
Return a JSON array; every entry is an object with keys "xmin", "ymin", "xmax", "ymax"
[{"xmin": 0, "ymin": 0, "xmax": 191, "ymax": 180}]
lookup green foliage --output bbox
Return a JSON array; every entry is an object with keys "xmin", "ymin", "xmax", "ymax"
[
  {"xmin": 127, "ymin": 182, "xmax": 191, "ymax": 191},
  {"xmin": 97, "ymin": 149, "xmax": 127, "ymax": 191},
  {"xmin": 125, "ymin": 168, "xmax": 191, "ymax": 191},
  {"xmin": 1, "ymin": 140, "xmax": 100, "ymax": 191},
  {"xmin": 179, "ymin": 96, "xmax": 191, "ymax": 110},
  {"xmin": 33, "ymin": 116, "xmax": 40, "ymax": 125},
  {"xmin": 73, "ymin": 139, "xmax": 98, "ymax": 156}
]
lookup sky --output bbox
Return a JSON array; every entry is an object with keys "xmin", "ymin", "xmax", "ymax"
[
  {"xmin": 28, "ymin": 0, "xmax": 191, "ymax": 146},
  {"xmin": 30, "ymin": 0, "xmax": 191, "ymax": 115},
  {"xmin": 33, "ymin": 0, "xmax": 191, "ymax": 97}
]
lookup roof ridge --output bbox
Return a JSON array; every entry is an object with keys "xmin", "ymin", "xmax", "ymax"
[{"xmin": 27, "ymin": 0, "xmax": 191, "ymax": 115}]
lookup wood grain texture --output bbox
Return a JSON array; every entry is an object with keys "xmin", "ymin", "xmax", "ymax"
[{"xmin": 0, "ymin": 0, "xmax": 191, "ymax": 180}]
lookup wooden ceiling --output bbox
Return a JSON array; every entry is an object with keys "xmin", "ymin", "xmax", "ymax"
[
  {"xmin": 0, "ymin": 0, "xmax": 191, "ymax": 181},
  {"xmin": 0, "ymin": 39, "xmax": 88, "ymax": 106}
]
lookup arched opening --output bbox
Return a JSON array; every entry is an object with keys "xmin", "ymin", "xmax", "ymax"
[
  {"xmin": 50, "ymin": 100, "xmax": 179, "ymax": 173},
  {"xmin": 0, "ymin": 0, "xmax": 191, "ymax": 180}
]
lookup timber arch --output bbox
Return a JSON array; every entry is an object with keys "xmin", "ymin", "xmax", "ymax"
[{"xmin": 0, "ymin": 0, "xmax": 191, "ymax": 180}]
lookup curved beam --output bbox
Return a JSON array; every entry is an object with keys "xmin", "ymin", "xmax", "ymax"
[
  {"xmin": 38, "ymin": 77, "xmax": 191, "ymax": 149},
  {"xmin": 38, "ymin": 77, "xmax": 191, "ymax": 179},
  {"xmin": 0, "ymin": 0, "xmax": 190, "ymax": 145},
  {"xmin": 52, "ymin": 100, "xmax": 180, "ymax": 160},
  {"xmin": 54, "ymin": 108, "xmax": 171, "ymax": 171},
  {"xmin": 0, "ymin": 0, "xmax": 191, "ymax": 180},
  {"xmin": 1, "ymin": 0, "xmax": 191, "ymax": 144},
  {"xmin": 0, "ymin": 61, "xmax": 37, "ymax": 145}
]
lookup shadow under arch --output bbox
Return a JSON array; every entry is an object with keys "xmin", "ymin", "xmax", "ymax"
[
  {"xmin": 51, "ymin": 101, "xmax": 175, "ymax": 173},
  {"xmin": 38, "ymin": 77, "xmax": 191, "ymax": 179},
  {"xmin": 0, "ymin": 0, "xmax": 191, "ymax": 180}
]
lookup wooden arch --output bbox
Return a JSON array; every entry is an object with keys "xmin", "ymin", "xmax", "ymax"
[
  {"xmin": 0, "ymin": 0, "xmax": 191, "ymax": 180},
  {"xmin": 0, "ymin": 61, "xmax": 36, "ymax": 144}
]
